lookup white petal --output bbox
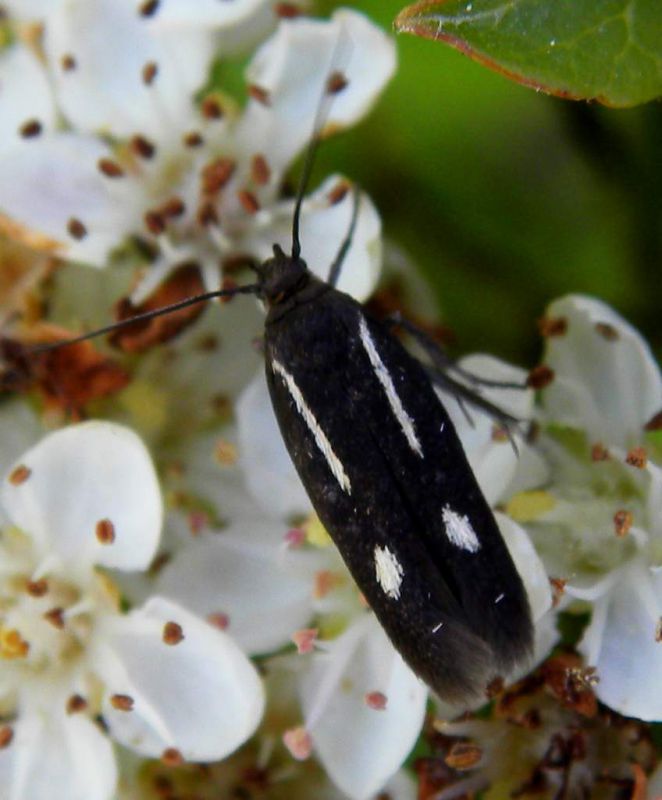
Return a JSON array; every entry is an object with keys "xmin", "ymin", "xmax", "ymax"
[
  {"xmin": 148, "ymin": 0, "xmax": 268, "ymax": 28},
  {"xmin": 542, "ymin": 295, "xmax": 662, "ymax": 446},
  {"xmin": 44, "ymin": 0, "xmax": 214, "ymax": 141},
  {"xmin": 0, "ymin": 45, "xmax": 56, "ymax": 152},
  {"xmin": 0, "ymin": 712, "xmax": 116, "ymax": 800},
  {"xmin": 238, "ymin": 10, "xmax": 396, "ymax": 170},
  {"xmin": 237, "ymin": 370, "xmax": 310, "ymax": 517},
  {"xmin": 99, "ymin": 596, "xmax": 264, "ymax": 760},
  {"xmin": 0, "ymin": 133, "xmax": 139, "ymax": 265},
  {"xmin": 495, "ymin": 512, "xmax": 552, "ymax": 624},
  {"xmin": 579, "ymin": 566, "xmax": 662, "ymax": 721},
  {"xmin": 441, "ymin": 355, "xmax": 532, "ymax": 505},
  {"xmin": 157, "ymin": 521, "xmax": 322, "ymax": 655},
  {"xmin": 2, "ymin": 422, "xmax": 162, "ymax": 571},
  {"xmin": 246, "ymin": 177, "xmax": 382, "ymax": 303},
  {"xmin": 300, "ymin": 615, "xmax": 427, "ymax": 800}
]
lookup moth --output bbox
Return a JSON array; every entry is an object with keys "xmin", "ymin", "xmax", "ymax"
[{"xmin": 19, "ymin": 76, "xmax": 533, "ymax": 705}]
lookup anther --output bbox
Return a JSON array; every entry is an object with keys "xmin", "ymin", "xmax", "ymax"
[
  {"xmin": 67, "ymin": 694, "xmax": 88, "ymax": 714},
  {"xmin": 44, "ymin": 608, "xmax": 65, "ymax": 629},
  {"xmin": 537, "ymin": 316, "xmax": 567, "ymax": 337},
  {"xmin": 95, "ymin": 518, "xmax": 116, "ymax": 545},
  {"xmin": 625, "ymin": 446, "xmax": 647, "ymax": 469},
  {"xmin": 197, "ymin": 201, "xmax": 219, "ymax": 227},
  {"xmin": 0, "ymin": 726, "xmax": 13, "ymax": 749},
  {"xmin": 19, "ymin": 119, "xmax": 42, "ymax": 138},
  {"xmin": 162, "ymin": 621, "xmax": 184, "ymax": 645},
  {"xmin": 26, "ymin": 579, "xmax": 49, "ymax": 597},
  {"xmin": 237, "ymin": 189, "xmax": 260, "ymax": 215},
  {"xmin": 527, "ymin": 365, "xmax": 554, "ymax": 389},
  {"xmin": 283, "ymin": 726, "xmax": 312, "ymax": 761},
  {"xmin": 207, "ymin": 612, "xmax": 229, "ymax": 630},
  {"xmin": 201, "ymin": 158, "xmax": 236, "ymax": 195},
  {"xmin": 595, "ymin": 322, "xmax": 619, "ymax": 341},
  {"xmin": 201, "ymin": 96, "xmax": 224, "ymax": 120},
  {"xmin": 139, "ymin": 0, "xmax": 160, "ymax": 16},
  {"xmin": 214, "ymin": 440, "xmax": 237, "ymax": 465},
  {"xmin": 327, "ymin": 181, "xmax": 350, "ymax": 205},
  {"xmin": 67, "ymin": 217, "xmax": 88, "ymax": 240},
  {"xmin": 144, "ymin": 210, "xmax": 166, "ymax": 235},
  {"xmin": 131, "ymin": 134, "xmax": 156, "ymax": 159},
  {"xmin": 274, "ymin": 3, "xmax": 302, "ymax": 17},
  {"xmin": 365, "ymin": 691, "xmax": 387, "ymax": 710},
  {"xmin": 110, "ymin": 694, "xmax": 134, "ymax": 711},
  {"xmin": 292, "ymin": 628, "xmax": 317, "ymax": 654},
  {"xmin": 326, "ymin": 71, "xmax": 348, "ymax": 94},
  {"xmin": 445, "ymin": 742, "xmax": 483, "ymax": 770},
  {"xmin": 161, "ymin": 748, "xmax": 184, "ymax": 766},
  {"xmin": 251, "ymin": 154, "xmax": 271, "ymax": 186},
  {"xmin": 8, "ymin": 465, "xmax": 31, "ymax": 485},
  {"xmin": 98, "ymin": 158, "xmax": 125, "ymax": 178},
  {"xmin": 183, "ymin": 131, "xmax": 204, "ymax": 148},
  {"xmin": 613, "ymin": 509, "xmax": 633, "ymax": 537},
  {"xmin": 142, "ymin": 61, "xmax": 158, "ymax": 85},
  {"xmin": 591, "ymin": 443, "xmax": 610, "ymax": 461},
  {"xmin": 61, "ymin": 54, "xmax": 77, "ymax": 71},
  {"xmin": 644, "ymin": 410, "xmax": 662, "ymax": 431},
  {"xmin": 247, "ymin": 84, "xmax": 270, "ymax": 105}
]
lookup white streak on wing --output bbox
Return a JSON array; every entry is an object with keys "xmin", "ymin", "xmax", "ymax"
[
  {"xmin": 358, "ymin": 316, "xmax": 423, "ymax": 457},
  {"xmin": 271, "ymin": 358, "xmax": 351, "ymax": 495},
  {"xmin": 442, "ymin": 505, "xmax": 481, "ymax": 553},
  {"xmin": 374, "ymin": 545, "xmax": 404, "ymax": 599}
]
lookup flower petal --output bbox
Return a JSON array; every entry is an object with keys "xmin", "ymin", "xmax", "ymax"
[
  {"xmin": 44, "ymin": 0, "xmax": 214, "ymax": 141},
  {"xmin": 245, "ymin": 176, "xmax": 382, "ymax": 302},
  {"xmin": 2, "ymin": 422, "xmax": 162, "ymax": 571},
  {"xmin": 0, "ymin": 45, "xmax": 56, "ymax": 152},
  {"xmin": 578, "ymin": 565, "xmax": 662, "ymax": 721},
  {"xmin": 0, "ymin": 133, "xmax": 139, "ymax": 264},
  {"xmin": 542, "ymin": 295, "xmax": 662, "ymax": 446},
  {"xmin": 237, "ymin": 370, "xmax": 311, "ymax": 517},
  {"xmin": 157, "ymin": 521, "xmax": 323, "ymax": 655},
  {"xmin": 300, "ymin": 615, "xmax": 427, "ymax": 800},
  {"xmin": 238, "ymin": 10, "xmax": 396, "ymax": 170},
  {"xmin": 98, "ymin": 596, "xmax": 264, "ymax": 760},
  {"xmin": 0, "ymin": 712, "xmax": 116, "ymax": 800},
  {"xmin": 148, "ymin": 0, "xmax": 268, "ymax": 28}
]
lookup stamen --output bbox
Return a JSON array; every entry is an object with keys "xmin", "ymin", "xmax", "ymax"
[
  {"xmin": 8, "ymin": 465, "xmax": 31, "ymax": 485},
  {"xmin": 625, "ymin": 447, "xmax": 647, "ymax": 469},
  {"xmin": 537, "ymin": 316, "xmax": 567, "ymax": 337},
  {"xmin": 364, "ymin": 691, "xmax": 387, "ymax": 710},
  {"xmin": 19, "ymin": 119, "xmax": 42, "ymax": 138},
  {"xmin": 201, "ymin": 96, "xmax": 224, "ymax": 120},
  {"xmin": 251, "ymin": 154, "xmax": 271, "ymax": 186},
  {"xmin": 247, "ymin": 85, "xmax": 270, "ymax": 105},
  {"xmin": 26, "ymin": 579, "xmax": 49, "ymax": 597},
  {"xmin": 292, "ymin": 628, "xmax": 318, "ymax": 654},
  {"xmin": 43, "ymin": 608, "xmax": 65, "ymax": 629},
  {"xmin": 0, "ymin": 726, "xmax": 13, "ymax": 749},
  {"xmin": 161, "ymin": 748, "xmax": 184, "ymax": 766},
  {"xmin": 527, "ymin": 365, "xmax": 555, "ymax": 389},
  {"xmin": 61, "ymin": 54, "xmax": 77, "ymax": 71},
  {"xmin": 95, "ymin": 519, "xmax": 116, "ymax": 545},
  {"xmin": 67, "ymin": 218, "xmax": 88, "ymax": 240},
  {"xmin": 283, "ymin": 726, "xmax": 312, "ymax": 760},
  {"xmin": 110, "ymin": 694, "xmax": 134, "ymax": 711},
  {"xmin": 142, "ymin": 62, "xmax": 158, "ymax": 86},
  {"xmin": 66, "ymin": 694, "xmax": 88, "ymax": 714},
  {"xmin": 131, "ymin": 134, "xmax": 156, "ymax": 159},
  {"xmin": 97, "ymin": 158, "xmax": 125, "ymax": 179},
  {"xmin": 162, "ymin": 621, "xmax": 184, "ymax": 645},
  {"xmin": 207, "ymin": 612, "xmax": 229, "ymax": 630},
  {"xmin": 237, "ymin": 189, "xmax": 260, "ymax": 215}
]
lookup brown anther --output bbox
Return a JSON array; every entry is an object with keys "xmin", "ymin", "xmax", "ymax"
[
  {"xmin": 526, "ymin": 365, "xmax": 554, "ymax": 389},
  {"xmin": 537, "ymin": 315, "xmax": 567, "ymax": 337},
  {"xmin": 139, "ymin": 0, "xmax": 160, "ymax": 16},
  {"xmin": 207, "ymin": 612, "xmax": 230, "ymax": 630},
  {"xmin": 0, "ymin": 726, "xmax": 13, "ymax": 749},
  {"xmin": 19, "ymin": 119, "xmax": 42, "ymax": 138},
  {"xmin": 160, "ymin": 196, "xmax": 185, "ymax": 218},
  {"xmin": 97, "ymin": 158, "xmax": 125, "ymax": 178},
  {"xmin": 595, "ymin": 322, "xmax": 619, "ymax": 341},
  {"xmin": 67, "ymin": 217, "xmax": 88, "ymax": 240},
  {"xmin": 591, "ymin": 442, "xmax": 610, "ymax": 461},
  {"xmin": 201, "ymin": 96, "xmax": 224, "ymax": 120},
  {"xmin": 201, "ymin": 157, "xmax": 236, "ymax": 195},
  {"xmin": 491, "ymin": 424, "xmax": 509, "ymax": 442},
  {"xmin": 327, "ymin": 181, "xmax": 350, "ymax": 205},
  {"xmin": 326, "ymin": 71, "xmax": 348, "ymax": 94},
  {"xmin": 26, "ymin": 579, "xmax": 48, "ymax": 597},
  {"xmin": 163, "ymin": 621, "xmax": 185, "ymax": 645},
  {"xmin": 144, "ymin": 210, "xmax": 166, "ymax": 236},
  {"xmin": 142, "ymin": 61, "xmax": 158, "ymax": 85},
  {"xmin": 95, "ymin": 518, "xmax": 116, "ymax": 545},
  {"xmin": 251, "ymin": 154, "xmax": 271, "ymax": 186},
  {"xmin": 283, "ymin": 726, "xmax": 312, "ymax": 761},
  {"xmin": 445, "ymin": 742, "xmax": 483, "ymax": 771},
  {"xmin": 549, "ymin": 577, "xmax": 567, "ymax": 607},
  {"xmin": 131, "ymin": 134, "xmax": 156, "ymax": 159},
  {"xmin": 292, "ymin": 628, "xmax": 317, "ymax": 654},
  {"xmin": 148, "ymin": 552, "xmax": 172, "ymax": 577},
  {"xmin": 644, "ymin": 409, "xmax": 662, "ymax": 431},
  {"xmin": 161, "ymin": 747, "xmax": 184, "ymax": 766},
  {"xmin": 247, "ymin": 84, "xmax": 270, "ymax": 105},
  {"xmin": 365, "ymin": 691, "xmax": 387, "ymax": 710},
  {"xmin": 44, "ymin": 607, "xmax": 65, "ymax": 629},
  {"xmin": 8, "ymin": 465, "xmax": 31, "ymax": 486},
  {"xmin": 613, "ymin": 509, "xmax": 633, "ymax": 537},
  {"xmin": 111, "ymin": 694, "xmax": 134, "ymax": 712},
  {"xmin": 61, "ymin": 53, "xmax": 77, "ymax": 71},
  {"xmin": 626, "ymin": 446, "xmax": 647, "ymax": 469},
  {"xmin": 237, "ymin": 189, "xmax": 260, "ymax": 215},
  {"xmin": 655, "ymin": 618, "xmax": 662, "ymax": 643},
  {"xmin": 197, "ymin": 201, "xmax": 219, "ymax": 227},
  {"xmin": 274, "ymin": 2, "xmax": 302, "ymax": 17},
  {"xmin": 183, "ymin": 131, "xmax": 204, "ymax": 148},
  {"xmin": 214, "ymin": 439, "xmax": 237, "ymax": 465},
  {"xmin": 313, "ymin": 570, "xmax": 338, "ymax": 599},
  {"xmin": 66, "ymin": 694, "xmax": 88, "ymax": 714}
]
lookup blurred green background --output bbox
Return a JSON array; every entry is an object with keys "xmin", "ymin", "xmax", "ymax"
[{"xmin": 311, "ymin": 0, "xmax": 662, "ymax": 367}]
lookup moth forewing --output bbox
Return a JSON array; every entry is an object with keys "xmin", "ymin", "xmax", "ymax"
[{"xmin": 264, "ymin": 273, "xmax": 533, "ymax": 702}]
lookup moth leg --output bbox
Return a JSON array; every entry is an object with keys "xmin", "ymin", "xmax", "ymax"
[
  {"xmin": 327, "ymin": 184, "xmax": 361, "ymax": 288},
  {"xmin": 387, "ymin": 312, "xmax": 526, "ymax": 391}
]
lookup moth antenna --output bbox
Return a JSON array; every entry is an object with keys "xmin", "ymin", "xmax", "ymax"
[
  {"xmin": 291, "ymin": 36, "xmax": 352, "ymax": 261},
  {"xmin": 327, "ymin": 183, "xmax": 361, "ymax": 287},
  {"xmin": 27, "ymin": 283, "xmax": 260, "ymax": 356}
]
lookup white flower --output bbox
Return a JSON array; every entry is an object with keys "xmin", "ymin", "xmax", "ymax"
[
  {"xmin": 523, "ymin": 294, "xmax": 662, "ymax": 721},
  {"xmin": 0, "ymin": 8, "xmax": 394, "ymax": 304},
  {"xmin": 0, "ymin": 421, "xmax": 264, "ymax": 800},
  {"xmin": 156, "ymin": 353, "xmax": 553, "ymax": 800}
]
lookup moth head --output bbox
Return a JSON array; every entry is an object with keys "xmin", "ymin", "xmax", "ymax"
[{"xmin": 259, "ymin": 244, "xmax": 309, "ymax": 306}]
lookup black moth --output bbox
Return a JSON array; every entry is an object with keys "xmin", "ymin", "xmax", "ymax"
[{"xmin": 25, "ymin": 73, "xmax": 533, "ymax": 705}]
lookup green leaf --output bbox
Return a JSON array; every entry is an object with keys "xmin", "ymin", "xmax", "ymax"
[{"xmin": 395, "ymin": 0, "xmax": 662, "ymax": 107}]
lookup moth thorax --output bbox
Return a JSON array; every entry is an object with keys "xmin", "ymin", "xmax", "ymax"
[{"xmin": 260, "ymin": 244, "xmax": 309, "ymax": 306}]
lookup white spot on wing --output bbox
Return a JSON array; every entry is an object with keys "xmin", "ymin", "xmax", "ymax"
[
  {"xmin": 374, "ymin": 545, "xmax": 404, "ymax": 599},
  {"xmin": 442, "ymin": 505, "xmax": 481, "ymax": 553},
  {"xmin": 494, "ymin": 593, "xmax": 505, "ymax": 604},
  {"xmin": 271, "ymin": 358, "xmax": 351, "ymax": 494},
  {"xmin": 358, "ymin": 315, "xmax": 423, "ymax": 457}
]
